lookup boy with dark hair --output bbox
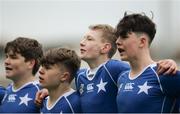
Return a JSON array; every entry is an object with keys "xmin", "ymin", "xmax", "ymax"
[
  {"xmin": 116, "ymin": 13, "xmax": 180, "ymax": 113},
  {"xmin": 0, "ymin": 37, "xmax": 43, "ymax": 113},
  {"xmin": 39, "ymin": 47, "xmax": 81, "ymax": 113}
]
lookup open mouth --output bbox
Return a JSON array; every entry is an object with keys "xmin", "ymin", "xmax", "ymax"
[
  {"xmin": 118, "ymin": 48, "xmax": 125, "ymax": 53},
  {"xmin": 39, "ymin": 76, "xmax": 44, "ymax": 81},
  {"xmin": 5, "ymin": 67, "xmax": 13, "ymax": 71},
  {"xmin": 80, "ymin": 49, "xmax": 86, "ymax": 53}
]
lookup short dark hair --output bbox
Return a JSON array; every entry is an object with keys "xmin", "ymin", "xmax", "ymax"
[
  {"xmin": 41, "ymin": 48, "xmax": 81, "ymax": 82},
  {"xmin": 4, "ymin": 37, "xmax": 43, "ymax": 75},
  {"xmin": 116, "ymin": 13, "xmax": 156, "ymax": 44}
]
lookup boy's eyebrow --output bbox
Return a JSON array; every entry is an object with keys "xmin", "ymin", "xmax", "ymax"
[
  {"xmin": 87, "ymin": 35, "xmax": 95, "ymax": 39},
  {"xmin": 6, "ymin": 51, "xmax": 16, "ymax": 56}
]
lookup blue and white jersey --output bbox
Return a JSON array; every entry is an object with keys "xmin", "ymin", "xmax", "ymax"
[
  {"xmin": 178, "ymin": 98, "xmax": 180, "ymax": 112},
  {"xmin": 0, "ymin": 81, "xmax": 40, "ymax": 113},
  {"xmin": 117, "ymin": 64, "xmax": 180, "ymax": 113},
  {"xmin": 0, "ymin": 86, "xmax": 6, "ymax": 103},
  {"xmin": 173, "ymin": 98, "xmax": 180, "ymax": 113},
  {"xmin": 40, "ymin": 89, "xmax": 81, "ymax": 113},
  {"xmin": 76, "ymin": 59, "xmax": 130, "ymax": 113}
]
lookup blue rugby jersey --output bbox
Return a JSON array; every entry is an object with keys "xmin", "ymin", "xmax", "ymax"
[
  {"xmin": 117, "ymin": 64, "xmax": 180, "ymax": 113},
  {"xmin": 0, "ymin": 86, "xmax": 5, "ymax": 103},
  {"xmin": 40, "ymin": 89, "xmax": 81, "ymax": 113},
  {"xmin": 76, "ymin": 59, "xmax": 130, "ymax": 113},
  {"xmin": 0, "ymin": 81, "xmax": 40, "ymax": 113}
]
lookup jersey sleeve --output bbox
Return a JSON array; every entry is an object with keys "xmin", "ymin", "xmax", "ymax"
[
  {"xmin": 75, "ymin": 69, "xmax": 86, "ymax": 91},
  {"xmin": 0, "ymin": 86, "xmax": 6, "ymax": 103},
  {"xmin": 105, "ymin": 59, "xmax": 130, "ymax": 84},
  {"xmin": 159, "ymin": 70, "xmax": 180, "ymax": 97},
  {"xmin": 69, "ymin": 92, "xmax": 82, "ymax": 113}
]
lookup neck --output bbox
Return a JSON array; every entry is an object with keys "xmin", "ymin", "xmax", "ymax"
[
  {"xmin": 48, "ymin": 83, "xmax": 71, "ymax": 105},
  {"xmin": 85, "ymin": 56, "xmax": 110, "ymax": 69},
  {"xmin": 13, "ymin": 73, "xmax": 36, "ymax": 90},
  {"xmin": 129, "ymin": 50, "xmax": 155, "ymax": 78}
]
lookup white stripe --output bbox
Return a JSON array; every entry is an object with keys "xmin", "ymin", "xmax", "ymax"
[
  {"xmin": 12, "ymin": 81, "xmax": 39, "ymax": 92},
  {"xmin": 161, "ymin": 96, "xmax": 166, "ymax": 113},
  {"xmin": 1, "ymin": 92, "xmax": 7, "ymax": 103},
  {"xmin": 46, "ymin": 89, "xmax": 75, "ymax": 110},
  {"xmin": 150, "ymin": 66, "xmax": 164, "ymax": 93},
  {"xmin": 32, "ymin": 81, "xmax": 40, "ymax": 91},
  {"xmin": 103, "ymin": 65, "xmax": 117, "ymax": 86},
  {"xmin": 65, "ymin": 97, "xmax": 74, "ymax": 113},
  {"xmin": 118, "ymin": 70, "xmax": 129, "ymax": 81},
  {"xmin": 151, "ymin": 65, "xmax": 166, "ymax": 113},
  {"xmin": 170, "ymin": 98, "xmax": 177, "ymax": 113},
  {"xmin": 76, "ymin": 71, "xmax": 85, "ymax": 87}
]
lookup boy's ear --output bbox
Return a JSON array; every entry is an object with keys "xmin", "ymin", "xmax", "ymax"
[
  {"xmin": 60, "ymin": 72, "xmax": 70, "ymax": 82},
  {"xmin": 139, "ymin": 36, "xmax": 147, "ymax": 48},
  {"xmin": 101, "ymin": 43, "xmax": 111, "ymax": 54},
  {"xmin": 27, "ymin": 59, "xmax": 36, "ymax": 69}
]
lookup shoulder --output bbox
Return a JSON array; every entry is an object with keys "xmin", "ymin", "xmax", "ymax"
[
  {"xmin": 65, "ymin": 90, "xmax": 81, "ymax": 106},
  {"xmin": 16, "ymin": 81, "xmax": 41, "ymax": 94},
  {"xmin": 29, "ymin": 81, "xmax": 41, "ymax": 91},
  {"xmin": 64, "ymin": 90, "xmax": 81, "ymax": 111},
  {"xmin": 76, "ymin": 68, "xmax": 87, "ymax": 81},
  {"xmin": 77, "ymin": 68, "xmax": 87, "ymax": 75},
  {"xmin": 66, "ymin": 90, "xmax": 80, "ymax": 102},
  {"xmin": 158, "ymin": 70, "xmax": 180, "ymax": 97},
  {"xmin": 66, "ymin": 91, "xmax": 81, "ymax": 113},
  {"xmin": 105, "ymin": 59, "xmax": 130, "ymax": 70},
  {"xmin": 0, "ymin": 86, "xmax": 6, "ymax": 92},
  {"xmin": 117, "ymin": 70, "xmax": 129, "ymax": 82},
  {"xmin": 104, "ymin": 59, "xmax": 130, "ymax": 76},
  {"xmin": 0, "ymin": 86, "xmax": 6, "ymax": 101},
  {"xmin": 159, "ymin": 70, "xmax": 180, "ymax": 80}
]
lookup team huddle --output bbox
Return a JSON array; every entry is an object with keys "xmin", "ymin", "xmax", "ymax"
[{"xmin": 0, "ymin": 13, "xmax": 180, "ymax": 113}]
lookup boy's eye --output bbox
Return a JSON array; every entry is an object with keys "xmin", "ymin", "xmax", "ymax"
[
  {"xmin": 85, "ymin": 35, "xmax": 93, "ymax": 41},
  {"xmin": 121, "ymin": 36, "xmax": 128, "ymax": 39},
  {"xmin": 39, "ymin": 70, "xmax": 44, "ymax": 75},
  {"xmin": 87, "ymin": 38, "xmax": 91, "ymax": 41},
  {"xmin": 43, "ymin": 65, "xmax": 52, "ymax": 70},
  {"xmin": 119, "ymin": 35, "xmax": 129, "ymax": 39},
  {"xmin": 45, "ymin": 66, "xmax": 50, "ymax": 69},
  {"xmin": 6, "ymin": 54, "xmax": 17, "ymax": 59},
  {"xmin": 10, "ymin": 55, "xmax": 17, "ymax": 59},
  {"xmin": 87, "ymin": 37, "xmax": 93, "ymax": 41}
]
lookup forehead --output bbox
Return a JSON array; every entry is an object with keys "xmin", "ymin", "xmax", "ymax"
[
  {"xmin": 6, "ymin": 50, "xmax": 19, "ymax": 56},
  {"xmin": 5, "ymin": 51, "xmax": 25, "ymax": 60},
  {"xmin": 119, "ymin": 32, "xmax": 139, "ymax": 39},
  {"xmin": 85, "ymin": 29, "xmax": 103, "ymax": 39},
  {"xmin": 42, "ymin": 63, "xmax": 65, "ymax": 72}
]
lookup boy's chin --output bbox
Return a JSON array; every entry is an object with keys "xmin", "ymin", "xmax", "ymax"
[
  {"xmin": 6, "ymin": 74, "xmax": 13, "ymax": 79},
  {"xmin": 120, "ymin": 57, "xmax": 128, "ymax": 61}
]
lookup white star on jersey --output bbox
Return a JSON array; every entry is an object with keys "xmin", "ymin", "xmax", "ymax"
[
  {"xmin": 96, "ymin": 78, "xmax": 108, "ymax": 93},
  {"xmin": 19, "ymin": 93, "xmax": 32, "ymax": 106},
  {"xmin": 138, "ymin": 81, "xmax": 152, "ymax": 95}
]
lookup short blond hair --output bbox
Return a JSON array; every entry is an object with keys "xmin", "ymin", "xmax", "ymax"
[{"xmin": 89, "ymin": 24, "xmax": 117, "ymax": 58}]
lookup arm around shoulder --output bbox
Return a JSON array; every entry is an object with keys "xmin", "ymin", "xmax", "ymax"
[{"xmin": 160, "ymin": 70, "xmax": 180, "ymax": 97}]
